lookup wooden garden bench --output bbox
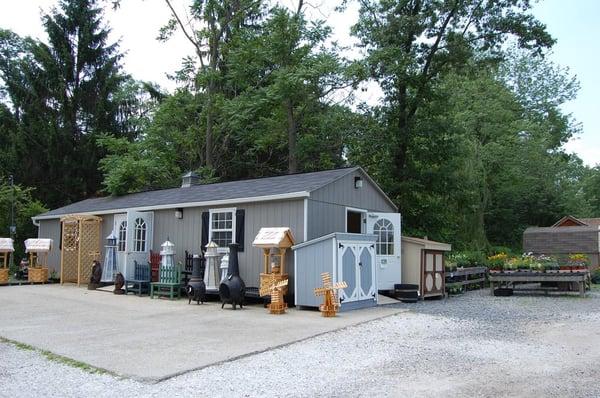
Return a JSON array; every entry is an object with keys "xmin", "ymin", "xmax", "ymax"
[
  {"xmin": 150, "ymin": 265, "xmax": 182, "ymax": 299},
  {"xmin": 125, "ymin": 261, "xmax": 151, "ymax": 296}
]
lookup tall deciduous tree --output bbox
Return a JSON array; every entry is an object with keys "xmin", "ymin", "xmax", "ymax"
[
  {"xmin": 222, "ymin": 4, "xmax": 351, "ymax": 175},
  {"xmin": 161, "ymin": 0, "xmax": 263, "ymax": 171},
  {"xmin": 350, "ymin": 0, "xmax": 554, "ymax": 201}
]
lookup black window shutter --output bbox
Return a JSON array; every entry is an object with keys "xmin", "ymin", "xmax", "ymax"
[
  {"xmin": 236, "ymin": 209, "xmax": 245, "ymax": 252},
  {"xmin": 201, "ymin": 211, "xmax": 209, "ymax": 251}
]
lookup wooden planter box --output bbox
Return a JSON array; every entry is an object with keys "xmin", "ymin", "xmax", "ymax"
[
  {"xmin": 0, "ymin": 268, "xmax": 8, "ymax": 284},
  {"xmin": 29, "ymin": 267, "xmax": 48, "ymax": 283}
]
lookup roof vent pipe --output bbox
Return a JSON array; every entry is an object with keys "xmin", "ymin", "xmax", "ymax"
[{"xmin": 181, "ymin": 171, "xmax": 201, "ymax": 188}]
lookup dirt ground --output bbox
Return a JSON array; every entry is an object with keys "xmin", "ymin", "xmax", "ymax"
[{"xmin": 1, "ymin": 286, "xmax": 599, "ymax": 397}]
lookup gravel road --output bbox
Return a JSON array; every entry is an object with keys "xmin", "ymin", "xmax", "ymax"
[{"xmin": 2, "ymin": 288, "xmax": 599, "ymax": 398}]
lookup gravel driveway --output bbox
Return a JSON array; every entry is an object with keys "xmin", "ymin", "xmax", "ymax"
[{"xmin": 2, "ymin": 288, "xmax": 599, "ymax": 398}]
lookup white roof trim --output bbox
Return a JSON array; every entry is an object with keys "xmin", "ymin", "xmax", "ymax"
[{"xmin": 33, "ymin": 191, "xmax": 310, "ymax": 221}]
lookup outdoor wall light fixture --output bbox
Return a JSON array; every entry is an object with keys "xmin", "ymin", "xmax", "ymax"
[
  {"xmin": 354, "ymin": 176, "xmax": 363, "ymax": 189},
  {"xmin": 175, "ymin": 208, "xmax": 184, "ymax": 219}
]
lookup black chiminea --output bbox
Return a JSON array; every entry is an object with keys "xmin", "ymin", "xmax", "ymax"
[
  {"xmin": 187, "ymin": 254, "xmax": 206, "ymax": 305},
  {"xmin": 219, "ymin": 243, "xmax": 245, "ymax": 310}
]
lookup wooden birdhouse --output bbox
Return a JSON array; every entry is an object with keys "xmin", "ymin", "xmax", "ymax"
[
  {"xmin": 25, "ymin": 238, "xmax": 53, "ymax": 283},
  {"xmin": 253, "ymin": 227, "xmax": 295, "ymax": 299},
  {"xmin": 0, "ymin": 238, "xmax": 14, "ymax": 284}
]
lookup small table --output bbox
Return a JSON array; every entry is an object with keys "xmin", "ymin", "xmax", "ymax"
[
  {"xmin": 446, "ymin": 266, "xmax": 487, "ymax": 293},
  {"xmin": 489, "ymin": 272, "xmax": 589, "ymax": 297}
]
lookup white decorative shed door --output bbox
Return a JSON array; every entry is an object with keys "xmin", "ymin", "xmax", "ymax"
[
  {"xmin": 337, "ymin": 243, "xmax": 376, "ymax": 304},
  {"xmin": 367, "ymin": 212, "xmax": 401, "ymax": 290},
  {"xmin": 125, "ymin": 211, "xmax": 154, "ymax": 279}
]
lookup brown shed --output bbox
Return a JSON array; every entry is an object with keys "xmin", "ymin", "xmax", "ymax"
[
  {"xmin": 401, "ymin": 236, "xmax": 451, "ymax": 298},
  {"xmin": 523, "ymin": 216, "xmax": 600, "ymax": 270}
]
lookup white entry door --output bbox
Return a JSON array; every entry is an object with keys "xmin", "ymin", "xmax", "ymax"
[
  {"xmin": 124, "ymin": 211, "xmax": 154, "ymax": 279},
  {"xmin": 113, "ymin": 214, "xmax": 127, "ymax": 275},
  {"xmin": 367, "ymin": 212, "xmax": 401, "ymax": 290}
]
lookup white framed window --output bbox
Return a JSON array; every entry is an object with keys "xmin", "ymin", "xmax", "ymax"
[
  {"xmin": 118, "ymin": 221, "xmax": 127, "ymax": 252},
  {"xmin": 133, "ymin": 218, "xmax": 147, "ymax": 252},
  {"xmin": 209, "ymin": 208, "xmax": 236, "ymax": 250},
  {"xmin": 374, "ymin": 218, "xmax": 394, "ymax": 255}
]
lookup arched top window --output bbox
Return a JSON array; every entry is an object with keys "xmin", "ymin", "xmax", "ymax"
[
  {"xmin": 133, "ymin": 218, "xmax": 147, "ymax": 252},
  {"xmin": 374, "ymin": 219, "xmax": 394, "ymax": 255},
  {"xmin": 118, "ymin": 221, "xmax": 127, "ymax": 252}
]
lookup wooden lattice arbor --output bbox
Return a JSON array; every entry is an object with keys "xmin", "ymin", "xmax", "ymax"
[{"xmin": 60, "ymin": 215, "xmax": 102, "ymax": 286}]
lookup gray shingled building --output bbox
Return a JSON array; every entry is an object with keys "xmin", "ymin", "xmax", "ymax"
[
  {"xmin": 32, "ymin": 167, "xmax": 400, "ymax": 293},
  {"xmin": 523, "ymin": 216, "xmax": 600, "ymax": 269}
]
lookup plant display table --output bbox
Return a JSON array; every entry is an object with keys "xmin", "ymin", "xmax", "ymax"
[
  {"xmin": 489, "ymin": 271, "xmax": 590, "ymax": 297},
  {"xmin": 445, "ymin": 266, "xmax": 487, "ymax": 293}
]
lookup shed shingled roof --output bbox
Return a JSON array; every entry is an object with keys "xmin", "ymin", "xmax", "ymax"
[{"xmin": 36, "ymin": 167, "xmax": 360, "ymax": 219}]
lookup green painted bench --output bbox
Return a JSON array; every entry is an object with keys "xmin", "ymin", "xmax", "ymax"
[
  {"xmin": 150, "ymin": 265, "xmax": 182, "ymax": 300},
  {"xmin": 125, "ymin": 261, "xmax": 151, "ymax": 296}
]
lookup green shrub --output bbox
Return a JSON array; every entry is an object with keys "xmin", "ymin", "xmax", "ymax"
[
  {"xmin": 448, "ymin": 251, "xmax": 487, "ymax": 268},
  {"xmin": 487, "ymin": 246, "xmax": 516, "ymax": 257},
  {"xmin": 592, "ymin": 269, "xmax": 600, "ymax": 285}
]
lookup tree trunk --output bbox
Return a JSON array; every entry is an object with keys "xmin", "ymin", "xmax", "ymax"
[
  {"xmin": 285, "ymin": 98, "xmax": 298, "ymax": 174},
  {"xmin": 205, "ymin": 84, "xmax": 214, "ymax": 169}
]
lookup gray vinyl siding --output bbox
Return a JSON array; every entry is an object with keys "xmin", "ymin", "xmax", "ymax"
[
  {"xmin": 152, "ymin": 207, "xmax": 204, "ymax": 258},
  {"xmin": 294, "ymin": 236, "xmax": 333, "ymax": 307},
  {"xmin": 152, "ymin": 199, "xmax": 305, "ymax": 291},
  {"xmin": 306, "ymin": 200, "xmax": 345, "ymax": 240},
  {"xmin": 310, "ymin": 169, "xmax": 396, "ymax": 212},
  {"xmin": 37, "ymin": 219, "xmax": 61, "ymax": 274},
  {"xmin": 307, "ymin": 169, "xmax": 396, "ymax": 240},
  {"xmin": 37, "ymin": 199, "xmax": 304, "ymax": 289}
]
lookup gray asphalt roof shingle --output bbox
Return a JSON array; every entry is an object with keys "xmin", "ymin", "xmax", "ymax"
[{"xmin": 37, "ymin": 167, "xmax": 358, "ymax": 218}]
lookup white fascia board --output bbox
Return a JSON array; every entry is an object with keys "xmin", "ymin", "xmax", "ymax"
[{"xmin": 32, "ymin": 191, "xmax": 310, "ymax": 222}]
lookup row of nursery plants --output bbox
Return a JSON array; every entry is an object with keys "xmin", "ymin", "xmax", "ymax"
[{"xmin": 446, "ymin": 251, "xmax": 591, "ymax": 273}]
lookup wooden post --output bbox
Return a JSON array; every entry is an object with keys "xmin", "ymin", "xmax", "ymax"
[
  {"xmin": 77, "ymin": 221, "xmax": 82, "ymax": 286},
  {"xmin": 60, "ymin": 221, "xmax": 64, "ymax": 284},
  {"xmin": 263, "ymin": 248, "xmax": 269, "ymax": 273},
  {"xmin": 280, "ymin": 248, "xmax": 286, "ymax": 275}
]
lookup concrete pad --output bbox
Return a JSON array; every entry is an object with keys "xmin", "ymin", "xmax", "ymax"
[{"xmin": 0, "ymin": 285, "xmax": 405, "ymax": 381}]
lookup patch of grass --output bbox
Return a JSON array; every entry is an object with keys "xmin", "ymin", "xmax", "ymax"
[{"xmin": 0, "ymin": 337, "xmax": 113, "ymax": 376}]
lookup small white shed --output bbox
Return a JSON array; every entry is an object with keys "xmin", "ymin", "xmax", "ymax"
[
  {"xmin": 293, "ymin": 233, "xmax": 378, "ymax": 310},
  {"xmin": 401, "ymin": 236, "xmax": 451, "ymax": 298}
]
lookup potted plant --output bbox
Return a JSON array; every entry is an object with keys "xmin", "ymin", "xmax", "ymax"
[
  {"xmin": 487, "ymin": 253, "xmax": 507, "ymax": 273},
  {"xmin": 504, "ymin": 258, "xmax": 518, "ymax": 273},
  {"xmin": 568, "ymin": 253, "xmax": 589, "ymax": 273},
  {"xmin": 510, "ymin": 256, "xmax": 530, "ymax": 272},
  {"xmin": 542, "ymin": 256, "xmax": 560, "ymax": 273},
  {"xmin": 445, "ymin": 260, "xmax": 457, "ymax": 273},
  {"xmin": 451, "ymin": 252, "xmax": 470, "ymax": 270}
]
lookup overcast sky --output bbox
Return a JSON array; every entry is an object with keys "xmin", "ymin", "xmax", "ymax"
[{"xmin": 0, "ymin": 0, "xmax": 597, "ymax": 166}]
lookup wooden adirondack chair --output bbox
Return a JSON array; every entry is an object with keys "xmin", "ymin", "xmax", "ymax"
[
  {"xmin": 125, "ymin": 261, "xmax": 151, "ymax": 296},
  {"xmin": 150, "ymin": 264, "xmax": 182, "ymax": 300}
]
